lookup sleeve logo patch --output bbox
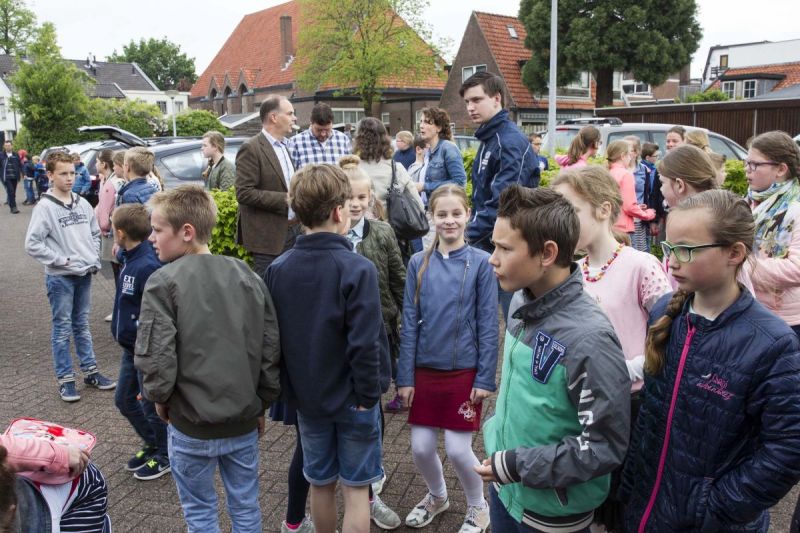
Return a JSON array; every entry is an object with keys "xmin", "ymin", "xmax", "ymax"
[{"xmin": 531, "ymin": 331, "xmax": 566, "ymax": 384}]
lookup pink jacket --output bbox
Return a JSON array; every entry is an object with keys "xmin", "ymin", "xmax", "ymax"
[
  {"xmin": 94, "ymin": 175, "xmax": 125, "ymax": 234},
  {"xmin": 609, "ymin": 162, "xmax": 654, "ymax": 233},
  {"xmin": 555, "ymin": 154, "xmax": 588, "ymax": 169},
  {"xmin": 0, "ymin": 434, "xmax": 71, "ymax": 483}
]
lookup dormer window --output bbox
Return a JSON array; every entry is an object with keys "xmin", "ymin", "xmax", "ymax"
[{"xmin": 507, "ymin": 26, "xmax": 518, "ymax": 39}]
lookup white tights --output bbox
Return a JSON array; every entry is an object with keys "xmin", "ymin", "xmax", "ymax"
[{"xmin": 410, "ymin": 425, "xmax": 486, "ymax": 507}]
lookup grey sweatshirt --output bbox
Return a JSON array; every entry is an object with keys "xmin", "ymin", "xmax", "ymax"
[{"xmin": 25, "ymin": 193, "xmax": 101, "ymax": 276}]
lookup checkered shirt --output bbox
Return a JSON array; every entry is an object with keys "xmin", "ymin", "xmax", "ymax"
[{"xmin": 288, "ymin": 129, "xmax": 352, "ymax": 169}]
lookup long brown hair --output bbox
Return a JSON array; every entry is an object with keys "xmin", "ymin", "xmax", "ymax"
[
  {"xmin": 644, "ymin": 190, "xmax": 754, "ymax": 375},
  {"xmin": 414, "ymin": 184, "xmax": 469, "ymax": 304},
  {"xmin": 566, "ymin": 126, "xmax": 600, "ymax": 165},
  {"xmin": 656, "ymin": 144, "xmax": 718, "ymax": 193},
  {"xmin": 354, "ymin": 117, "xmax": 393, "ymax": 163}
]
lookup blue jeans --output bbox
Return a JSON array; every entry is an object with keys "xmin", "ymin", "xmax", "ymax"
[
  {"xmin": 45, "ymin": 273, "xmax": 98, "ymax": 381},
  {"xmin": 23, "ymin": 178, "xmax": 35, "ymax": 203},
  {"xmin": 168, "ymin": 426, "xmax": 261, "ymax": 533},
  {"xmin": 114, "ymin": 349, "xmax": 167, "ymax": 458},
  {"xmin": 489, "ymin": 485, "xmax": 590, "ymax": 533}
]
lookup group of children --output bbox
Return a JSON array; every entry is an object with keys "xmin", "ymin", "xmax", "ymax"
[{"xmin": 13, "ymin": 121, "xmax": 800, "ymax": 533}]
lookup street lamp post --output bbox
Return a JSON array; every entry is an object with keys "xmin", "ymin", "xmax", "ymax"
[
  {"xmin": 165, "ymin": 89, "xmax": 179, "ymax": 137},
  {"xmin": 545, "ymin": 0, "xmax": 558, "ymax": 155}
]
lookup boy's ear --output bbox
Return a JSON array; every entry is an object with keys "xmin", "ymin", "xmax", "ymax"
[
  {"xmin": 181, "ymin": 223, "xmax": 196, "ymax": 242},
  {"xmin": 540, "ymin": 240, "xmax": 560, "ymax": 268}
]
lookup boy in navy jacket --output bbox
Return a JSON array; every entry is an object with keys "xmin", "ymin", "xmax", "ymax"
[
  {"xmin": 267, "ymin": 163, "xmax": 386, "ymax": 533},
  {"xmin": 110, "ymin": 203, "xmax": 169, "ymax": 481}
]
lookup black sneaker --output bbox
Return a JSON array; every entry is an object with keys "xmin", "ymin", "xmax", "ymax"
[
  {"xmin": 84, "ymin": 371, "xmax": 116, "ymax": 390},
  {"xmin": 133, "ymin": 456, "xmax": 171, "ymax": 480},
  {"xmin": 126, "ymin": 445, "xmax": 157, "ymax": 471},
  {"xmin": 59, "ymin": 381, "xmax": 81, "ymax": 402}
]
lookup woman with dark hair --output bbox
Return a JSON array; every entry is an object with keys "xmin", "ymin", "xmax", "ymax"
[
  {"xmin": 418, "ymin": 107, "xmax": 466, "ymax": 197},
  {"xmin": 355, "ymin": 117, "xmax": 423, "ymax": 210}
]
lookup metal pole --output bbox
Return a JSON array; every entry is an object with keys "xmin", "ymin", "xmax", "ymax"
[
  {"xmin": 544, "ymin": 0, "xmax": 558, "ymax": 155},
  {"xmin": 171, "ymin": 97, "xmax": 177, "ymax": 137}
]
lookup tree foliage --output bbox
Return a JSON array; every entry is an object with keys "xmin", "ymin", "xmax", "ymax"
[
  {"xmin": 10, "ymin": 22, "xmax": 92, "ymax": 154},
  {"xmin": 686, "ymin": 88, "xmax": 729, "ymax": 103},
  {"xmin": 0, "ymin": 0, "xmax": 35, "ymax": 54},
  {"xmin": 108, "ymin": 37, "xmax": 197, "ymax": 91},
  {"xmin": 85, "ymin": 99, "xmax": 166, "ymax": 138},
  {"xmin": 296, "ymin": 0, "xmax": 445, "ymax": 116},
  {"xmin": 519, "ymin": 0, "xmax": 702, "ymax": 107},
  {"xmin": 174, "ymin": 110, "xmax": 229, "ymax": 137}
]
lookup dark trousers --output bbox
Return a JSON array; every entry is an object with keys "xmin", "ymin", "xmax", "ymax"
[
  {"xmin": 252, "ymin": 223, "xmax": 303, "ymax": 279},
  {"xmin": 4, "ymin": 177, "xmax": 18, "ymax": 209},
  {"xmin": 114, "ymin": 348, "xmax": 167, "ymax": 458},
  {"xmin": 489, "ymin": 485, "xmax": 590, "ymax": 533}
]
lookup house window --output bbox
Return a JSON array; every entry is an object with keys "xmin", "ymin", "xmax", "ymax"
[
  {"xmin": 507, "ymin": 25, "xmax": 518, "ymax": 39},
  {"xmin": 743, "ymin": 79, "xmax": 757, "ymax": 99},
  {"xmin": 721, "ymin": 81, "xmax": 735, "ymax": 99},
  {"xmin": 0, "ymin": 97, "xmax": 5, "ymax": 120},
  {"xmin": 719, "ymin": 55, "xmax": 728, "ymax": 68},
  {"xmin": 333, "ymin": 108, "xmax": 365, "ymax": 126},
  {"xmin": 175, "ymin": 102, "xmax": 184, "ymax": 113},
  {"xmin": 416, "ymin": 109, "xmax": 425, "ymax": 126},
  {"xmin": 622, "ymin": 81, "xmax": 651, "ymax": 95},
  {"xmin": 156, "ymin": 100, "xmax": 168, "ymax": 114},
  {"xmin": 462, "ymin": 64, "xmax": 487, "ymax": 83},
  {"xmin": 381, "ymin": 112, "xmax": 390, "ymax": 125},
  {"xmin": 561, "ymin": 72, "xmax": 591, "ymax": 98}
]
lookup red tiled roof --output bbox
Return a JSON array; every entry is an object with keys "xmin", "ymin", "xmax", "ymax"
[
  {"xmin": 708, "ymin": 61, "xmax": 800, "ymax": 91},
  {"xmin": 191, "ymin": 0, "xmax": 444, "ymax": 99}
]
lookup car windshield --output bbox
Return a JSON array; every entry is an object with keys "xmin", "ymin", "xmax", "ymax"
[{"xmin": 543, "ymin": 128, "xmax": 578, "ymax": 152}]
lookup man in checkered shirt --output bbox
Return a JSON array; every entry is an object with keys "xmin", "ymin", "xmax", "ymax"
[{"xmin": 288, "ymin": 102, "xmax": 353, "ymax": 169}]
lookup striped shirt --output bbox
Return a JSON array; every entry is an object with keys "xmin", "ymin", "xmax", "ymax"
[{"xmin": 288, "ymin": 129, "xmax": 352, "ymax": 169}]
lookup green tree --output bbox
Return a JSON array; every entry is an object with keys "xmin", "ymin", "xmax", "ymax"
[
  {"xmin": 174, "ymin": 110, "xmax": 229, "ymax": 137},
  {"xmin": 296, "ymin": 0, "xmax": 445, "ymax": 116},
  {"xmin": 686, "ymin": 88, "xmax": 730, "ymax": 103},
  {"xmin": 0, "ymin": 0, "xmax": 36, "ymax": 54},
  {"xmin": 85, "ymin": 98, "xmax": 166, "ymax": 138},
  {"xmin": 519, "ymin": 0, "xmax": 702, "ymax": 108},
  {"xmin": 10, "ymin": 22, "xmax": 91, "ymax": 153},
  {"xmin": 108, "ymin": 37, "xmax": 197, "ymax": 91}
]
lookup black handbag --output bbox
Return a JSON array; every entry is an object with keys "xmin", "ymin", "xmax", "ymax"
[{"xmin": 385, "ymin": 160, "xmax": 429, "ymax": 240}]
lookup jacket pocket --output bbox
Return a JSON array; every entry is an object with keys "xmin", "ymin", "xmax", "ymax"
[
  {"xmin": 695, "ymin": 477, "xmax": 715, "ymax": 529},
  {"xmin": 133, "ymin": 318, "xmax": 177, "ymax": 403}
]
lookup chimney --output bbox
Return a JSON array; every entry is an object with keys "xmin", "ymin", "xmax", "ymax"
[{"xmin": 280, "ymin": 16, "xmax": 294, "ymax": 68}]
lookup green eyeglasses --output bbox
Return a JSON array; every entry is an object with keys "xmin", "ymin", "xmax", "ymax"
[{"xmin": 660, "ymin": 241, "xmax": 725, "ymax": 263}]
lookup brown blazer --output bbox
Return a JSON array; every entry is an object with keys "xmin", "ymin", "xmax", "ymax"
[{"xmin": 235, "ymin": 132, "xmax": 290, "ymax": 255}]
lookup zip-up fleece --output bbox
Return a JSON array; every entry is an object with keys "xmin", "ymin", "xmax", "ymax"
[
  {"xmin": 25, "ymin": 193, "xmax": 101, "ymax": 276},
  {"xmin": 111, "ymin": 241, "xmax": 162, "ymax": 351},
  {"xmin": 483, "ymin": 266, "xmax": 630, "ymax": 532},
  {"xmin": 134, "ymin": 254, "xmax": 281, "ymax": 440},
  {"xmin": 466, "ymin": 109, "xmax": 536, "ymax": 249},
  {"xmin": 397, "ymin": 244, "xmax": 498, "ymax": 391},
  {"xmin": 620, "ymin": 290, "xmax": 800, "ymax": 532}
]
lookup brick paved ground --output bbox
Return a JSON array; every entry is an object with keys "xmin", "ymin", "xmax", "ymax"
[{"xmin": 1, "ymin": 203, "xmax": 797, "ymax": 532}]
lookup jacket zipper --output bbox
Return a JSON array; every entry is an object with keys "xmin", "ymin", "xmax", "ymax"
[
  {"xmin": 451, "ymin": 258, "xmax": 470, "ymax": 368},
  {"xmin": 114, "ymin": 261, "xmax": 127, "ymax": 341},
  {"xmin": 500, "ymin": 320, "xmax": 525, "ymax": 511},
  {"xmin": 638, "ymin": 316, "xmax": 696, "ymax": 533}
]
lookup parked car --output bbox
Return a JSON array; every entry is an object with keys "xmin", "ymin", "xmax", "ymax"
[
  {"xmin": 453, "ymin": 135, "xmax": 481, "ymax": 152},
  {"xmin": 542, "ymin": 122, "xmax": 748, "ymax": 161}
]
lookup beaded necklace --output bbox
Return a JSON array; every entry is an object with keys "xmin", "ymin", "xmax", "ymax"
[{"xmin": 581, "ymin": 242, "xmax": 624, "ymax": 283}]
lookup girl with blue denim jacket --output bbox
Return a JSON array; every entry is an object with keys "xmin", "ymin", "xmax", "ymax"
[
  {"xmin": 417, "ymin": 107, "xmax": 467, "ymax": 197},
  {"xmin": 397, "ymin": 184, "xmax": 498, "ymax": 532}
]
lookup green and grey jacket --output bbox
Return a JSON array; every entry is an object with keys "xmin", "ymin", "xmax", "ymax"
[
  {"xmin": 483, "ymin": 266, "xmax": 630, "ymax": 532},
  {"xmin": 207, "ymin": 157, "xmax": 236, "ymax": 191},
  {"xmin": 355, "ymin": 218, "xmax": 406, "ymax": 332}
]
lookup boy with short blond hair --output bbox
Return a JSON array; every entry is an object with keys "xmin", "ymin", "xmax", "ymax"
[
  {"xmin": 109, "ymin": 203, "xmax": 169, "ymax": 480},
  {"xmin": 267, "ymin": 164, "xmax": 386, "ymax": 533},
  {"xmin": 134, "ymin": 185, "xmax": 281, "ymax": 531},
  {"xmin": 117, "ymin": 147, "xmax": 159, "ymax": 206},
  {"xmin": 475, "ymin": 185, "xmax": 630, "ymax": 532},
  {"xmin": 25, "ymin": 151, "xmax": 116, "ymax": 402}
]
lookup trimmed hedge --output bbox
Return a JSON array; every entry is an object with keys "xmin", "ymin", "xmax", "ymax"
[{"xmin": 209, "ymin": 188, "xmax": 252, "ymax": 265}]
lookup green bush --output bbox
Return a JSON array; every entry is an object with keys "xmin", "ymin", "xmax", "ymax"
[
  {"xmin": 174, "ymin": 110, "xmax": 229, "ymax": 137},
  {"xmin": 686, "ymin": 89, "xmax": 729, "ymax": 103},
  {"xmin": 722, "ymin": 159, "xmax": 747, "ymax": 196},
  {"xmin": 84, "ymin": 98, "xmax": 166, "ymax": 138},
  {"xmin": 209, "ymin": 188, "xmax": 252, "ymax": 266},
  {"xmin": 463, "ymin": 148, "xmax": 475, "ymax": 202}
]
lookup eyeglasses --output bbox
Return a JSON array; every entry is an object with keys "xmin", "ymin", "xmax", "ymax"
[
  {"xmin": 744, "ymin": 159, "xmax": 779, "ymax": 172},
  {"xmin": 660, "ymin": 241, "xmax": 725, "ymax": 263}
]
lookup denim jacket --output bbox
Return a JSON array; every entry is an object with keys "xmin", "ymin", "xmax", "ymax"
[
  {"xmin": 423, "ymin": 139, "xmax": 467, "ymax": 195},
  {"xmin": 397, "ymin": 244, "xmax": 498, "ymax": 391}
]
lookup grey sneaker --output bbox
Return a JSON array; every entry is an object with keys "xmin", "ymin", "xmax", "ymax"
[
  {"xmin": 405, "ymin": 492, "xmax": 449, "ymax": 528},
  {"xmin": 59, "ymin": 380, "xmax": 81, "ymax": 402},
  {"xmin": 372, "ymin": 473, "xmax": 387, "ymax": 495},
  {"xmin": 371, "ymin": 494, "xmax": 401, "ymax": 530},
  {"xmin": 84, "ymin": 371, "xmax": 116, "ymax": 390},
  {"xmin": 458, "ymin": 502, "xmax": 490, "ymax": 533},
  {"xmin": 280, "ymin": 516, "xmax": 313, "ymax": 533}
]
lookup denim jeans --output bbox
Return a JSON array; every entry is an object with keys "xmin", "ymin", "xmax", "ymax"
[
  {"xmin": 45, "ymin": 273, "xmax": 98, "ymax": 381},
  {"xmin": 489, "ymin": 485, "xmax": 590, "ymax": 533},
  {"xmin": 4, "ymin": 177, "xmax": 17, "ymax": 209},
  {"xmin": 23, "ymin": 178, "xmax": 35, "ymax": 203},
  {"xmin": 115, "ymin": 349, "xmax": 167, "ymax": 458},
  {"xmin": 168, "ymin": 426, "xmax": 261, "ymax": 533}
]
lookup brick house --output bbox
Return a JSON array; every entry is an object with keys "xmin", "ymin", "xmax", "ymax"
[
  {"xmin": 190, "ymin": 0, "xmax": 445, "ymax": 135},
  {"xmin": 439, "ymin": 11, "xmax": 686, "ymax": 133},
  {"xmin": 706, "ymin": 61, "xmax": 800, "ymax": 100}
]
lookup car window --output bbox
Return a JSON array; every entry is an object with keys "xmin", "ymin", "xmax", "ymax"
[
  {"xmin": 545, "ymin": 129, "xmax": 579, "ymax": 152},
  {"xmin": 160, "ymin": 149, "xmax": 206, "ymax": 181},
  {"xmin": 608, "ymin": 131, "xmax": 648, "ymax": 145},
  {"xmin": 224, "ymin": 144, "xmax": 241, "ymax": 164},
  {"xmin": 707, "ymin": 134, "xmax": 746, "ymax": 160},
  {"xmin": 652, "ymin": 132, "xmax": 667, "ymax": 153}
]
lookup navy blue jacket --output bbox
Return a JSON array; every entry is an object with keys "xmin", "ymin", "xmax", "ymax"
[
  {"xmin": 397, "ymin": 244, "xmax": 498, "ymax": 391},
  {"xmin": 112, "ymin": 241, "xmax": 161, "ymax": 351},
  {"xmin": 1, "ymin": 151, "xmax": 22, "ymax": 183},
  {"xmin": 620, "ymin": 290, "xmax": 800, "ymax": 532},
  {"xmin": 116, "ymin": 177, "xmax": 159, "ymax": 206},
  {"xmin": 393, "ymin": 147, "xmax": 416, "ymax": 170},
  {"xmin": 266, "ymin": 232, "xmax": 388, "ymax": 418},
  {"xmin": 423, "ymin": 139, "xmax": 466, "ymax": 195},
  {"xmin": 71, "ymin": 163, "xmax": 91, "ymax": 194},
  {"xmin": 466, "ymin": 110, "xmax": 537, "ymax": 250}
]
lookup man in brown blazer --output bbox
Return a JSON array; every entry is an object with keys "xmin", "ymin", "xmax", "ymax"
[{"xmin": 235, "ymin": 95, "xmax": 298, "ymax": 277}]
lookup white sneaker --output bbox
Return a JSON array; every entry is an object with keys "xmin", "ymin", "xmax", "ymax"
[
  {"xmin": 280, "ymin": 515, "xmax": 313, "ymax": 533},
  {"xmin": 372, "ymin": 473, "xmax": 387, "ymax": 495},
  {"xmin": 459, "ymin": 502, "xmax": 490, "ymax": 532},
  {"xmin": 104, "ymin": 313, "xmax": 112, "ymax": 322},
  {"xmin": 371, "ymin": 494, "xmax": 401, "ymax": 530},
  {"xmin": 405, "ymin": 492, "xmax": 450, "ymax": 528}
]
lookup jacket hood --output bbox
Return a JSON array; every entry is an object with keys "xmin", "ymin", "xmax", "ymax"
[{"xmin": 474, "ymin": 109, "xmax": 510, "ymax": 142}]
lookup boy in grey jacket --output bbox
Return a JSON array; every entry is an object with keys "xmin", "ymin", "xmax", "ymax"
[
  {"xmin": 134, "ymin": 185, "xmax": 280, "ymax": 533},
  {"xmin": 25, "ymin": 152, "xmax": 116, "ymax": 402}
]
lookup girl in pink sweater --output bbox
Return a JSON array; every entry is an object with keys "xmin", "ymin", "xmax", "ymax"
[
  {"xmin": 555, "ymin": 125, "xmax": 600, "ymax": 169},
  {"xmin": 606, "ymin": 140, "xmax": 655, "ymax": 238}
]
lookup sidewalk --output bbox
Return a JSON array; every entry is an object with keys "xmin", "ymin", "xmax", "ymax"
[{"xmin": 0, "ymin": 202, "xmax": 796, "ymax": 531}]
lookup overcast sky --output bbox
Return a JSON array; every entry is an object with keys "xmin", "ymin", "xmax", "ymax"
[{"xmin": 27, "ymin": 0, "xmax": 799, "ymax": 80}]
